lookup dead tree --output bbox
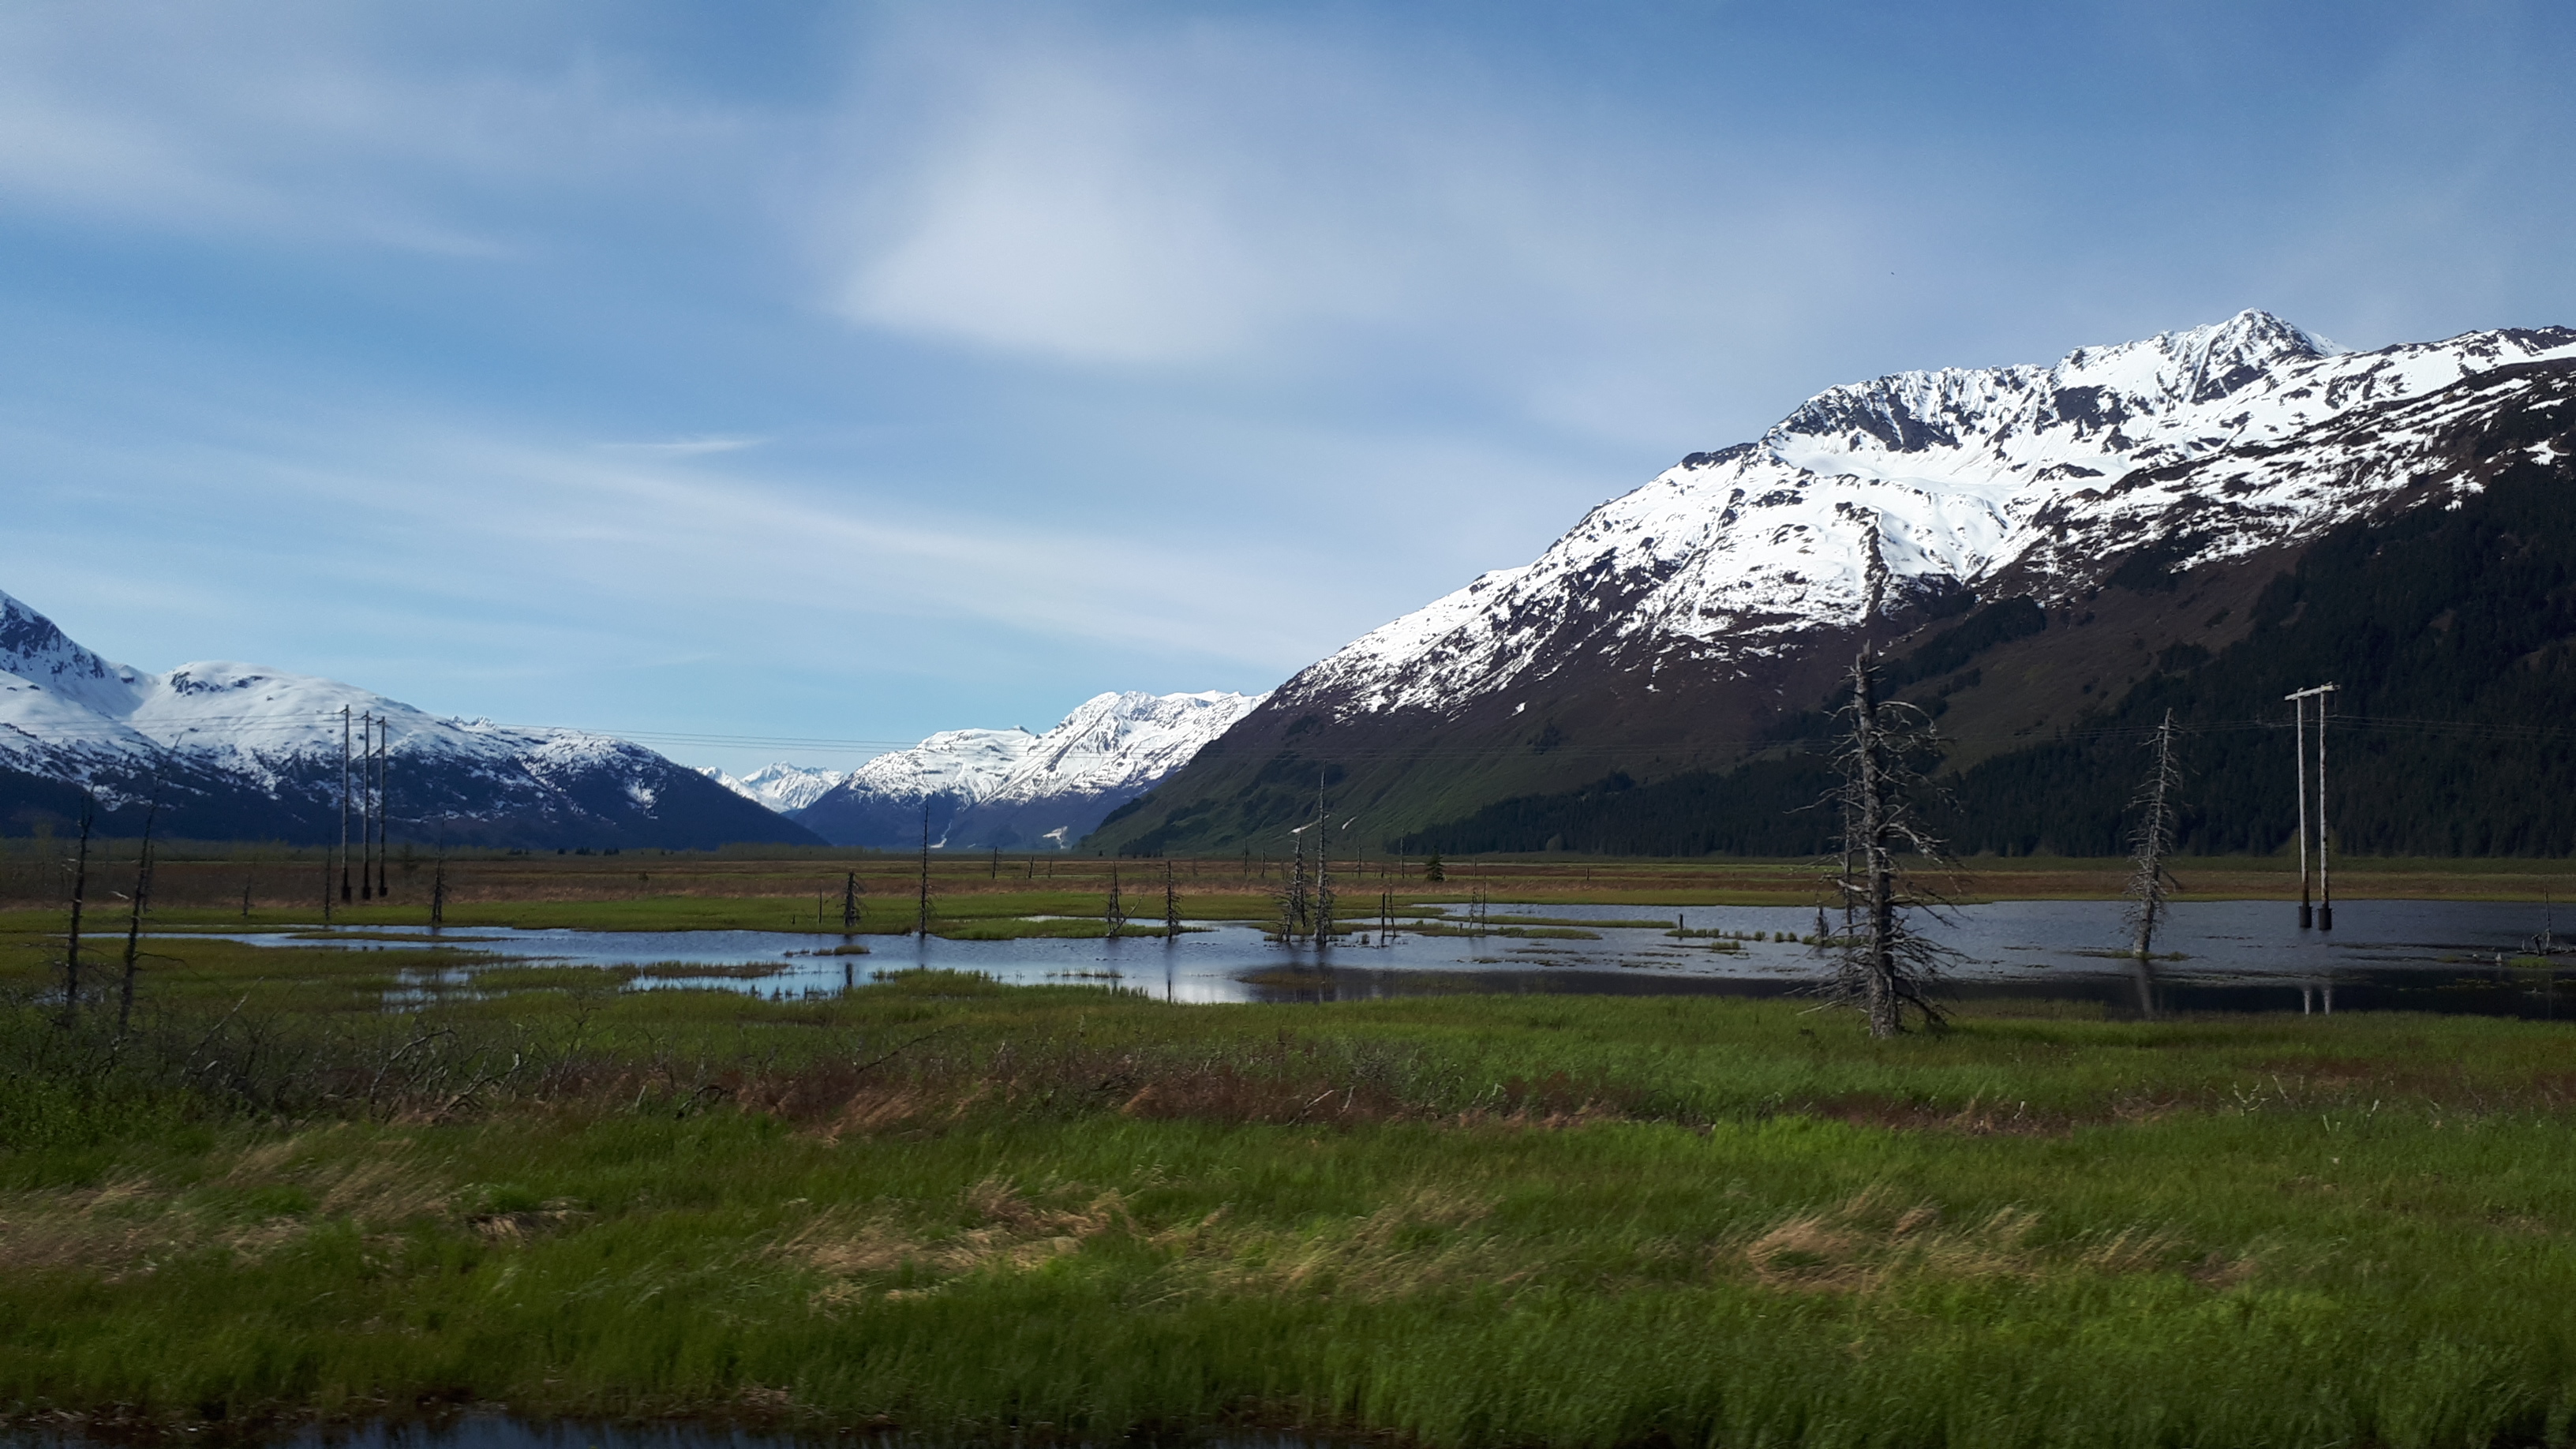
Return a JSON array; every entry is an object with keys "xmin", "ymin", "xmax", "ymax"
[
  {"xmin": 1163, "ymin": 860, "xmax": 1181, "ymax": 939},
  {"xmin": 430, "ymin": 857, "xmax": 448, "ymax": 931},
  {"xmin": 915, "ymin": 801, "xmax": 933, "ymax": 938},
  {"xmin": 1824, "ymin": 650, "xmax": 1952, "ymax": 1038},
  {"xmin": 61, "ymin": 796, "xmax": 93, "ymax": 1028},
  {"xmin": 841, "ymin": 870, "xmax": 862, "ymax": 932},
  {"xmin": 1106, "ymin": 865, "xmax": 1126, "ymax": 938},
  {"xmin": 1312, "ymin": 786, "xmax": 1335, "ymax": 949},
  {"xmin": 1279, "ymin": 827, "xmax": 1311, "ymax": 943},
  {"xmin": 117, "ymin": 784, "xmax": 163, "ymax": 1036},
  {"xmin": 2123, "ymin": 709, "xmax": 2185, "ymax": 1014}
]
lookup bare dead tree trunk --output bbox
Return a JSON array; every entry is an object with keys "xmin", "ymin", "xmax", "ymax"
[
  {"xmin": 2125, "ymin": 709, "xmax": 2184, "ymax": 1015},
  {"xmin": 1826, "ymin": 649, "xmax": 1952, "ymax": 1039},
  {"xmin": 1164, "ymin": 860, "xmax": 1180, "ymax": 939},
  {"xmin": 1312, "ymin": 781, "xmax": 1335, "ymax": 949},
  {"xmin": 1852, "ymin": 656, "xmax": 1898, "ymax": 1036},
  {"xmin": 62, "ymin": 796, "xmax": 93, "ymax": 1029},
  {"xmin": 915, "ymin": 800, "xmax": 932, "ymax": 938},
  {"xmin": 841, "ymin": 870, "xmax": 861, "ymax": 932},
  {"xmin": 1284, "ymin": 829, "xmax": 1310, "ymax": 942},
  {"xmin": 117, "ymin": 784, "xmax": 163, "ymax": 1036},
  {"xmin": 1106, "ymin": 865, "xmax": 1125, "ymax": 938},
  {"xmin": 430, "ymin": 857, "xmax": 447, "ymax": 932}
]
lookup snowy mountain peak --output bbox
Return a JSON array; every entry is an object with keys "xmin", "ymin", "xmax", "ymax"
[
  {"xmin": 1287, "ymin": 314, "xmax": 2576, "ymax": 717},
  {"xmin": 695, "ymin": 762, "xmax": 851, "ymax": 814},
  {"xmin": 789, "ymin": 689, "xmax": 1267, "ymax": 849},
  {"xmin": 1, "ymin": 587, "xmax": 148, "ymax": 719},
  {"xmin": 1, "ymin": 587, "xmax": 812, "ymax": 847}
]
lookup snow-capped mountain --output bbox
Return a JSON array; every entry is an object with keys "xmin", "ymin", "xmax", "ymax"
[
  {"xmin": 697, "ymin": 762, "xmax": 849, "ymax": 815},
  {"xmin": 1091, "ymin": 310, "xmax": 2576, "ymax": 856},
  {"xmin": 791, "ymin": 690, "xmax": 1265, "ymax": 849},
  {"xmin": 0, "ymin": 588, "xmax": 820, "ymax": 848},
  {"xmin": 1299, "ymin": 312, "xmax": 2576, "ymax": 715}
]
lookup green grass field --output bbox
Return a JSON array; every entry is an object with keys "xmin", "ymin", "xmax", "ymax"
[{"xmin": 7, "ymin": 917, "xmax": 2576, "ymax": 1447}]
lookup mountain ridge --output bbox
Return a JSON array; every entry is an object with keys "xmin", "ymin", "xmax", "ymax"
[
  {"xmin": 1090, "ymin": 313, "xmax": 2576, "ymax": 856},
  {"xmin": 793, "ymin": 689, "xmax": 1265, "ymax": 851},
  {"xmin": 0, "ymin": 588, "xmax": 819, "ymax": 848}
]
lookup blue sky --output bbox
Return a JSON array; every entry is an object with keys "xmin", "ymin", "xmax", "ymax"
[{"xmin": 3, "ymin": 1, "xmax": 2570, "ymax": 774}]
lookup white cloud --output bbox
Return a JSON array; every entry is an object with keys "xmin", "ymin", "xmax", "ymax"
[
  {"xmin": 0, "ymin": 2, "xmax": 759, "ymax": 256},
  {"xmin": 599, "ymin": 436, "xmax": 770, "ymax": 456},
  {"xmin": 836, "ymin": 61, "xmax": 1282, "ymax": 363}
]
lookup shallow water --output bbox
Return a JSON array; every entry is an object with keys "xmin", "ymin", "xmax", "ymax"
[{"xmin": 163, "ymin": 896, "xmax": 2576, "ymax": 1016}]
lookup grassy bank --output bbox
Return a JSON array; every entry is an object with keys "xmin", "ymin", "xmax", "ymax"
[
  {"xmin": 14, "ymin": 844, "xmax": 2576, "ymax": 938},
  {"xmin": 7, "ymin": 930, "xmax": 2576, "ymax": 1446}
]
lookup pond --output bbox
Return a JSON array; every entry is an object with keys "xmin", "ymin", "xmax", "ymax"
[{"xmin": 163, "ymin": 896, "xmax": 2576, "ymax": 1017}]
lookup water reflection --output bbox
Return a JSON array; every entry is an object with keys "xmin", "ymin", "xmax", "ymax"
[{"xmin": 159, "ymin": 897, "xmax": 2576, "ymax": 1017}]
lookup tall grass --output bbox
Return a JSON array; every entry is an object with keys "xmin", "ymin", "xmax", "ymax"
[{"xmin": 6, "ymin": 948, "xmax": 2576, "ymax": 1444}]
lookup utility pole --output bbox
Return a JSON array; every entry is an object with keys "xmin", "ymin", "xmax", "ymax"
[
  {"xmin": 339, "ymin": 705, "xmax": 353, "ymax": 904},
  {"xmin": 2286, "ymin": 684, "xmax": 2339, "ymax": 932},
  {"xmin": 2318, "ymin": 684, "xmax": 2336, "ymax": 932},
  {"xmin": 374, "ymin": 721, "xmax": 390, "ymax": 900},
  {"xmin": 358, "ymin": 713, "xmax": 373, "ymax": 900},
  {"xmin": 2289, "ymin": 690, "xmax": 2310, "ymax": 929}
]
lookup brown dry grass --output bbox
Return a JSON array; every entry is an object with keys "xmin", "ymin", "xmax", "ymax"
[
  {"xmin": 789, "ymin": 1175, "xmax": 1133, "ymax": 1303},
  {"xmin": 1738, "ymin": 1189, "xmax": 2186, "ymax": 1294},
  {"xmin": 0, "ymin": 1131, "xmax": 454, "ymax": 1279}
]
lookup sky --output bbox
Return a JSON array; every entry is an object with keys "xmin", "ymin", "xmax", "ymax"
[{"xmin": 3, "ymin": 1, "xmax": 2572, "ymax": 776}]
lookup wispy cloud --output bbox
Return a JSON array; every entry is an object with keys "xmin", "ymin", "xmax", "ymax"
[
  {"xmin": 598, "ymin": 436, "xmax": 771, "ymax": 456},
  {"xmin": 5, "ymin": 0, "xmax": 2574, "ymax": 774}
]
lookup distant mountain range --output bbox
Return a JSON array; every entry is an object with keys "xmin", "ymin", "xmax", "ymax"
[
  {"xmin": 1092, "ymin": 311, "xmax": 2576, "ymax": 858},
  {"xmin": 704, "ymin": 690, "xmax": 1266, "ymax": 851},
  {"xmin": 0, "ymin": 588, "xmax": 817, "ymax": 848},
  {"xmin": 24, "ymin": 308, "xmax": 2572, "ymax": 861},
  {"xmin": 695, "ymin": 762, "xmax": 850, "ymax": 816}
]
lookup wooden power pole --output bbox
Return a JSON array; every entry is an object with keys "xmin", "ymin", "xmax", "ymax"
[
  {"xmin": 339, "ymin": 706, "xmax": 353, "ymax": 904},
  {"xmin": 374, "ymin": 721, "xmax": 390, "ymax": 900},
  {"xmin": 358, "ymin": 713, "xmax": 373, "ymax": 901},
  {"xmin": 2286, "ymin": 684, "xmax": 2339, "ymax": 931}
]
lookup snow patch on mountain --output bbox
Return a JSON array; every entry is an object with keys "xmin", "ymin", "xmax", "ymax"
[
  {"xmin": 1294, "ymin": 313, "xmax": 2576, "ymax": 717},
  {"xmin": 790, "ymin": 690, "xmax": 1266, "ymax": 848},
  {"xmin": 697, "ymin": 762, "xmax": 851, "ymax": 814},
  {"xmin": 1, "ymin": 586, "xmax": 809, "ymax": 845}
]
